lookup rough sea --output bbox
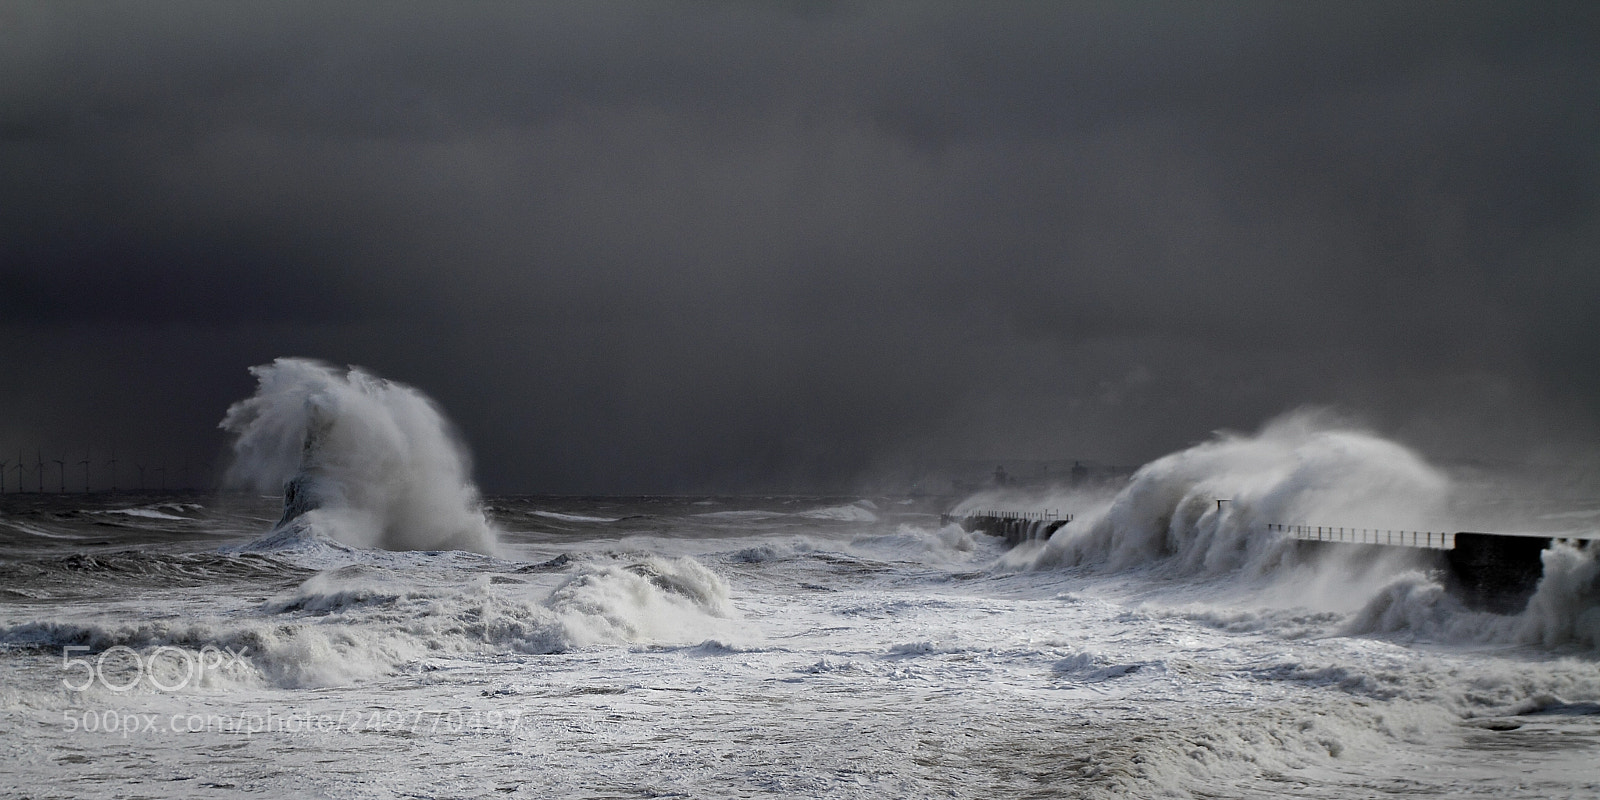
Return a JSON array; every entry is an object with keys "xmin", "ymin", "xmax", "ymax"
[
  {"xmin": 3, "ymin": 360, "xmax": 1597, "ymax": 798},
  {"xmin": 2, "ymin": 486, "xmax": 1598, "ymax": 799}
]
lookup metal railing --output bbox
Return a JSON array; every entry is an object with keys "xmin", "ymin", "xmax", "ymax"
[
  {"xmin": 941, "ymin": 509, "xmax": 1075, "ymax": 545},
  {"xmin": 1267, "ymin": 523, "xmax": 1454, "ymax": 550},
  {"xmin": 959, "ymin": 509, "xmax": 1072, "ymax": 523}
]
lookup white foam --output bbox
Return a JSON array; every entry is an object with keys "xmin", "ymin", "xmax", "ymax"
[
  {"xmin": 530, "ymin": 510, "xmax": 622, "ymax": 523},
  {"xmin": 5, "ymin": 496, "xmax": 1600, "ymax": 797},
  {"xmin": 798, "ymin": 503, "xmax": 878, "ymax": 522},
  {"xmin": 1515, "ymin": 540, "xmax": 1600, "ymax": 648},
  {"xmin": 693, "ymin": 510, "xmax": 781, "ymax": 520},
  {"xmin": 95, "ymin": 507, "xmax": 187, "ymax": 521},
  {"xmin": 219, "ymin": 357, "xmax": 498, "ymax": 555},
  {"xmin": 0, "ymin": 549, "xmax": 743, "ymax": 689},
  {"xmin": 0, "ymin": 519, "xmax": 88, "ymax": 539}
]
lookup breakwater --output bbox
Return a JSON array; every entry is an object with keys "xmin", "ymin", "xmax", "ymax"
[
  {"xmin": 1265, "ymin": 523, "xmax": 1555, "ymax": 613},
  {"xmin": 945, "ymin": 512, "xmax": 1569, "ymax": 613},
  {"xmin": 940, "ymin": 510, "xmax": 1072, "ymax": 546}
]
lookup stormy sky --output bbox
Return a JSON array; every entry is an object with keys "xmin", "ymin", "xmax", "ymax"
[{"xmin": 1, "ymin": 2, "xmax": 1597, "ymax": 494}]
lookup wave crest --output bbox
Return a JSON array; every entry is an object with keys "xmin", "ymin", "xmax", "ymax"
[{"xmin": 219, "ymin": 357, "xmax": 497, "ymax": 555}]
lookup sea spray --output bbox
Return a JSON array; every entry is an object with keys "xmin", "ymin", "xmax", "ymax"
[
  {"xmin": 1010, "ymin": 409, "xmax": 1451, "ymax": 584},
  {"xmin": 219, "ymin": 358, "xmax": 498, "ymax": 555},
  {"xmin": 1517, "ymin": 540, "xmax": 1600, "ymax": 647},
  {"xmin": 1336, "ymin": 539, "xmax": 1600, "ymax": 649},
  {"xmin": 0, "ymin": 552, "xmax": 742, "ymax": 688},
  {"xmin": 982, "ymin": 408, "xmax": 1600, "ymax": 649}
]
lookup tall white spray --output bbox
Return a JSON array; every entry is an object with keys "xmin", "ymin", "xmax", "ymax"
[
  {"xmin": 1001, "ymin": 410, "xmax": 1453, "ymax": 585},
  {"xmin": 219, "ymin": 357, "xmax": 498, "ymax": 555}
]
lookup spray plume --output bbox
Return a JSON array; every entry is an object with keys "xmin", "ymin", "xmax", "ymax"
[{"xmin": 219, "ymin": 357, "xmax": 498, "ymax": 555}]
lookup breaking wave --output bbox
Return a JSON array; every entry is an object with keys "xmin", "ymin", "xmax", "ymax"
[
  {"xmin": 990, "ymin": 409, "xmax": 1600, "ymax": 650},
  {"xmin": 0, "ymin": 554, "xmax": 739, "ymax": 689},
  {"xmin": 1010, "ymin": 410, "xmax": 1448, "ymax": 577},
  {"xmin": 219, "ymin": 357, "xmax": 498, "ymax": 555}
]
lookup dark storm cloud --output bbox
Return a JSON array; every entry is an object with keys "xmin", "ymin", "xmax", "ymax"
[{"xmin": 1, "ymin": 2, "xmax": 1597, "ymax": 493}]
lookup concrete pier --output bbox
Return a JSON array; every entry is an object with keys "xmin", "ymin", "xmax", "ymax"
[
  {"xmin": 941, "ymin": 510, "xmax": 1072, "ymax": 546},
  {"xmin": 1266, "ymin": 523, "xmax": 1556, "ymax": 613},
  {"xmin": 947, "ymin": 513, "xmax": 1569, "ymax": 614},
  {"xmin": 1444, "ymin": 532, "xmax": 1554, "ymax": 614}
]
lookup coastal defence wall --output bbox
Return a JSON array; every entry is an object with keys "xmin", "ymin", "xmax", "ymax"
[
  {"xmin": 945, "ymin": 512, "xmax": 1562, "ymax": 614},
  {"xmin": 941, "ymin": 511, "xmax": 1072, "ymax": 547}
]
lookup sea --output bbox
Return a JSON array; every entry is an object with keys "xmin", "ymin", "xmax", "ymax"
[
  {"xmin": 1, "ymin": 485, "xmax": 1598, "ymax": 799},
  {"xmin": 1, "ymin": 360, "xmax": 1597, "ymax": 798}
]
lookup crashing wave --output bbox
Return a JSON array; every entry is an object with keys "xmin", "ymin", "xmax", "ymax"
[
  {"xmin": 220, "ymin": 358, "xmax": 498, "ymax": 555},
  {"xmin": 995, "ymin": 409, "xmax": 1600, "ymax": 650}
]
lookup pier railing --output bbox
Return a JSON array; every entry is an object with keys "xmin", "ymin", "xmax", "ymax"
[
  {"xmin": 947, "ymin": 515, "xmax": 1556, "ymax": 613},
  {"xmin": 940, "ymin": 510, "xmax": 1073, "ymax": 545},
  {"xmin": 954, "ymin": 510, "xmax": 1072, "ymax": 523},
  {"xmin": 1267, "ymin": 523, "xmax": 1454, "ymax": 550}
]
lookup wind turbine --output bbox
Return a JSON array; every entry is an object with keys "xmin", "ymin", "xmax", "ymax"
[
  {"xmin": 135, "ymin": 463, "xmax": 147, "ymax": 492},
  {"xmin": 52, "ymin": 458, "xmax": 66, "ymax": 493},
  {"xmin": 79, "ymin": 451, "xmax": 91, "ymax": 493},
  {"xmin": 107, "ymin": 447, "xmax": 118, "ymax": 493},
  {"xmin": 35, "ymin": 451, "xmax": 44, "ymax": 493},
  {"xmin": 0, "ymin": 459, "xmax": 8, "ymax": 494},
  {"xmin": 154, "ymin": 465, "xmax": 166, "ymax": 492}
]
